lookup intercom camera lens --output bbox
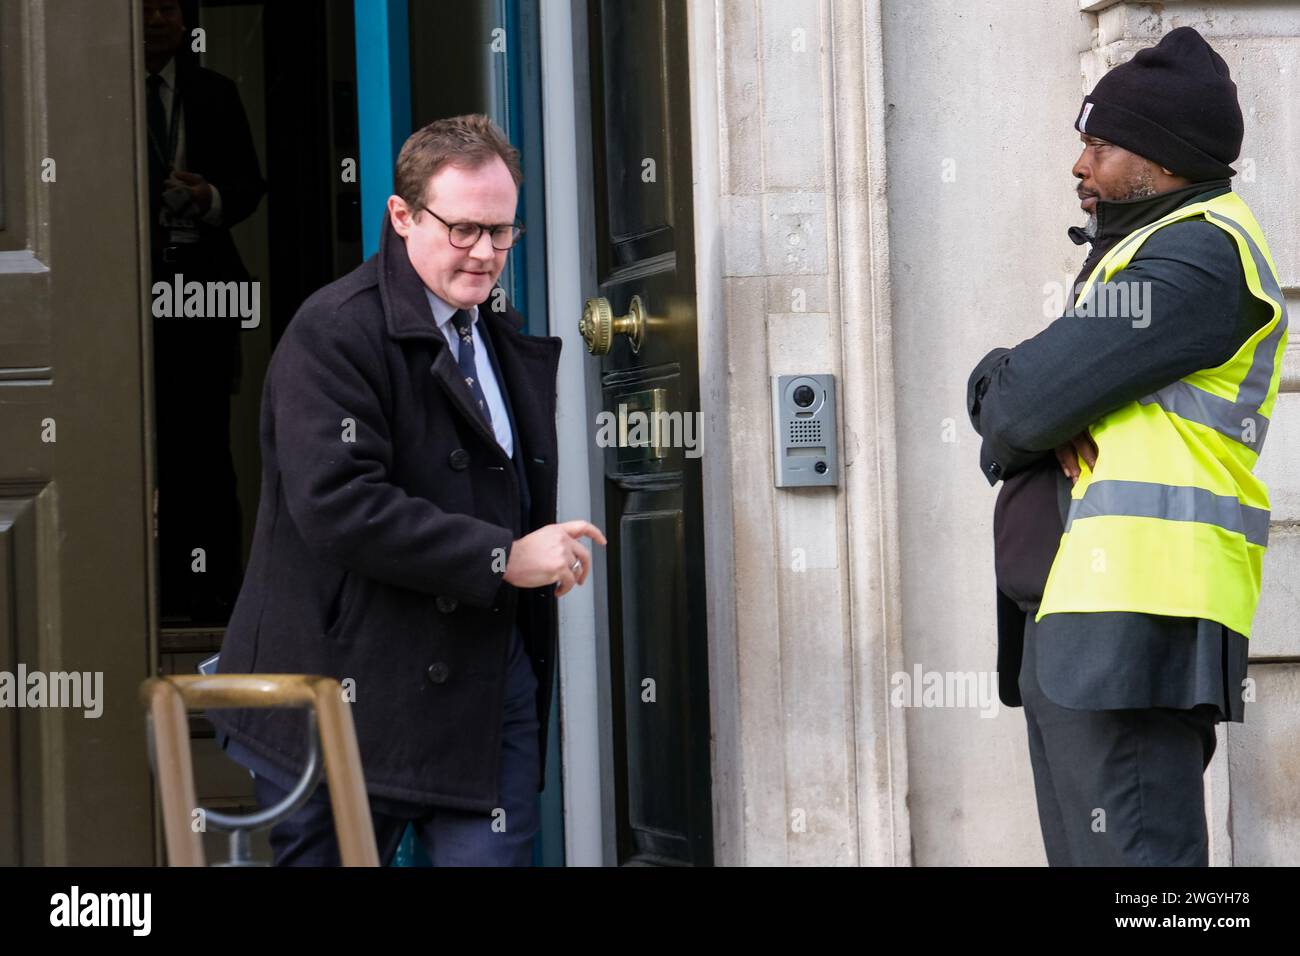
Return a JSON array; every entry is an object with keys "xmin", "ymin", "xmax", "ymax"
[
  {"xmin": 815, "ymin": 461, "xmax": 827, "ymax": 474},
  {"xmin": 793, "ymin": 385, "xmax": 816, "ymax": 407}
]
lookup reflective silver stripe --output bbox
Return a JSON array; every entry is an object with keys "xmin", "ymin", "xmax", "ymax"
[
  {"xmin": 1064, "ymin": 479, "xmax": 1270, "ymax": 547},
  {"xmin": 1138, "ymin": 382, "xmax": 1270, "ymax": 450},
  {"xmin": 1136, "ymin": 210, "xmax": 1289, "ymax": 453},
  {"xmin": 1205, "ymin": 211, "xmax": 1290, "ymax": 402}
]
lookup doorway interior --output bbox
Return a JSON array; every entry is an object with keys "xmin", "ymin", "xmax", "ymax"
[{"xmin": 147, "ymin": 0, "xmax": 562, "ymax": 866}]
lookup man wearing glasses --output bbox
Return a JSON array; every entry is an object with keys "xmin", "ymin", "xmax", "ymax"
[{"xmin": 209, "ymin": 114, "xmax": 605, "ymax": 866}]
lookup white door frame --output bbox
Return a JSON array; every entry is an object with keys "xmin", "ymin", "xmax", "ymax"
[{"xmin": 539, "ymin": 0, "xmax": 616, "ymax": 867}]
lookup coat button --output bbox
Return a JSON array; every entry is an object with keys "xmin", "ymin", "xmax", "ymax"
[
  {"xmin": 449, "ymin": 449, "xmax": 471, "ymax": 470},
  {"xmin": 987, "ymin": 460, "xmax": 1003, "ymax": 479},
  {"xmin": 426, "ymin": 662, "xmax": 450, "ymax": 685},
  {"xmin": 436, "ymin": 595, "xmax": 458, "ymax": 613}
]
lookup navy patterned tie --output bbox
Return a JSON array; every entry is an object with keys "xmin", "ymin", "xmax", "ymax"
[{"xmin": 450, "ymin": 309, "xmax": 493, "ymax": 427}]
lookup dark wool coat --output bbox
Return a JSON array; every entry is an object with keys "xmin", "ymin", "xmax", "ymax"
[{"xmin": 207, "ymin": 216, "xmax": 562, "ymax": 812}]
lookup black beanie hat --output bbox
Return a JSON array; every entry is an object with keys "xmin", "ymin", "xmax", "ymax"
[{"xmin": 1075, "ymin": 26, "xmax": 1243, "ymax": 180}]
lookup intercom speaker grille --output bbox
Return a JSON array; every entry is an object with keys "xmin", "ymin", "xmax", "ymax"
[{"xmin": 788, "ymin": 419, "xmax": 823, "ymax": 445}]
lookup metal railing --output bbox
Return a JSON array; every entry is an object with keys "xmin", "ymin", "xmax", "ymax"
[{"xmin": 140, "ymin": 674, "xmax": 380, "ymax": 866}]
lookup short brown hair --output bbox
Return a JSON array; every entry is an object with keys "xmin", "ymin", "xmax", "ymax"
[{"xmin": 393, "ymin": 114, "xmax": 522, "ymax": 212}]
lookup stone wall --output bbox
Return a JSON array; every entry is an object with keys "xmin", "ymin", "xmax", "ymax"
[{"xmin": 692, "ymin": 0, "xmax": 1299, "ymax": 865}]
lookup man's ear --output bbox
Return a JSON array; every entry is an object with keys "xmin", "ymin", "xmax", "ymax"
[{"xmin": 388, "ymin": 195, "xmax": 414, "ymax": 238}]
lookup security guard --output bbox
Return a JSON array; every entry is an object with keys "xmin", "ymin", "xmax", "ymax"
[{"xmin": 967, "ymin": 27, "xmax": 1287, "ymax": 865}]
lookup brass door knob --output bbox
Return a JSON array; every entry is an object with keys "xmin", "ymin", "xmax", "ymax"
[{"xmin": 580, "ymin": 295, "xmax": 645, "ymax": 355}]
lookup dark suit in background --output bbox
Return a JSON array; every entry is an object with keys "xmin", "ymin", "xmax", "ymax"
[{"xmin": 148, "ymin": 53, "xmax": 266, "ymax": 623}]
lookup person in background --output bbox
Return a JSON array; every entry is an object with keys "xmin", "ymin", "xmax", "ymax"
[{"xmin": 144, "ymin": 0, "xmax": 266, "ymax": 624}]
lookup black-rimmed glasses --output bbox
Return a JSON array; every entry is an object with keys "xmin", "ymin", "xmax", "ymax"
[{"xmin": 421, "ymin": 206, "xmax": 524, "ymax": 251}]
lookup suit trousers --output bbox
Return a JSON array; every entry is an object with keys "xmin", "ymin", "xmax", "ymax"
[
  {"xmin": 1019, "ymin": 607, "xmax": 1219, "ymax": 866},
  {"xmin": 253, "ymin": 628, "xmax": 541, "ymax": 866}
]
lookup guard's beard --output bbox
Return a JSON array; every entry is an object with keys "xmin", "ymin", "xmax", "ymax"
[
  {"xmin": 1116, "ymin": 165, "xmax": 1159, "ymax": 203},
  {"xmin": 1080, "ymin": 165, "xmax": 1159, "ymax": 238}
]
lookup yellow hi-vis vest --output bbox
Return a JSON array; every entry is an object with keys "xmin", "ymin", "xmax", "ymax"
[{"xmin": 1037, "ymin": 191, "xmax": 1289, "ymax": 637}]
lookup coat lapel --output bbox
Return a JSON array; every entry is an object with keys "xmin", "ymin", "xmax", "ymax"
[
  {"xmin": 375, "ymin": 214, "xmax": 503, "ymax": 451},
  {"xmin": 479, "ymin": 306, "xmax": 563, "ymax": 460},
  {"xmin": 428, "ymin": 346, "xmax": 502, "ymax": 452}
]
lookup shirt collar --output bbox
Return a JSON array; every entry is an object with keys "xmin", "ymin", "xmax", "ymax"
[
  {"xmin": 424, "ymin": 287, "xmax": 479, "ymax": 336},
  {"xmin": 148, "ymin": 56, "xmax": 178, "ymax": 90},
  {"xmin": 1067, "ymin": 178, "xmax": 1233, "ymax": 247}
]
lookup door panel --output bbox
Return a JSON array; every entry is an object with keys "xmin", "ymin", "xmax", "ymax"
[
  {"xmin": 586, "ymin": 0, "xmax": 711, "ymax": 866},
  {"xmin": 0, "ymin": 0, "xmax": 153, "ymax": 864}
]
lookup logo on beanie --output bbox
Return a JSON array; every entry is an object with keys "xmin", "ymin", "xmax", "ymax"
[{"xmin": 1079, "ymin": 102, "xmax": 1094, "ymax": 133}]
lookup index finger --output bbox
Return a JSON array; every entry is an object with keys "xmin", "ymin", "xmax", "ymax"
[
  {"xmin": 559, "ymin": 520, "xmax": 607, "ymax": 547},
  {"xmin": 1071, "ymin": 433, "xmax": 1097, "ymax": 469},
  {"xmin": 1054, "ymin": 443, "xmax": 1077, "ymax": 479}
]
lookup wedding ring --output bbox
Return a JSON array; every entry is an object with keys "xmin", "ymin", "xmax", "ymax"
[{"xmin": 570, "ymin": 559, "xmax": 582, "ymax": 575}]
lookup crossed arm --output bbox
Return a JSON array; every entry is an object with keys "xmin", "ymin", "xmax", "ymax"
[{"xmin": 966, "ymin": 221, "xmax": 1252, "ymax": 486}]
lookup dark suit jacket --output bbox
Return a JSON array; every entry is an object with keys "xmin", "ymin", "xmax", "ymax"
[
  {"xmin": 207, "ymin": 215, "xmax": 563, "ymax": 811},
  {"xmin": 153, "ymin": 56, "xmax": 266, "ymax": 280},
  {"xmin": 149, "ymin": 58, "xmax": 267, "ymax": 618}
]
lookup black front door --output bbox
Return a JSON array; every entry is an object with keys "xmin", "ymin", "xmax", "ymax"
[{"xmin": 583, "ymin": 0, "xmax": 712, "ymax": 867}]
